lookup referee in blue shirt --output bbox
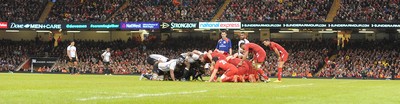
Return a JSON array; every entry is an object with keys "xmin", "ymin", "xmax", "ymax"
[{"xmin": 215, "ymin": 30, "xmax": 232, "ymax": 55}]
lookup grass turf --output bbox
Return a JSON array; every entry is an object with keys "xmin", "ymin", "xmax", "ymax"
[{"xmin": 0, "ymin": 73, "xmax": 399, "ymax": 104}]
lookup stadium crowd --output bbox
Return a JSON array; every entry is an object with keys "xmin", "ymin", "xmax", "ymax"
[
  {"xmin": 263, "ymin": 40, "xmax": 334, "ymax": 78},
  {"xmin": 219, "ymin": 0, "xmax": 333, "ymax": 22},
  {"xmin": 46, "ymin": 0, "xmax": 125, "ymax": 23},
  {"xmin": 111, "ymin": 0, "xmax": 224, "ymax": 22},
  {"xmin": 0, "ymin": 0, "xmax": 47, "ymax": 22},
  {"xmin": 0, "ymin": 39, "xmax": 30, "ymax": 72},
  {"xmin": 320, "ymin": 40, "xmax": 400, "ymax": 79},
  {"xmin": 335, "ymin": 0, "xmax": 400, "ymax": 22}
]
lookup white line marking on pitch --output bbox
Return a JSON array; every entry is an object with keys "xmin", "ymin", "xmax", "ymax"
[
  {"xmin": 273, "ymin": 83, "xmax": 314, "ymax": 88},
  {"xmin": 77, "ymin": 90, "xmax": 208, "ymax": 101}
]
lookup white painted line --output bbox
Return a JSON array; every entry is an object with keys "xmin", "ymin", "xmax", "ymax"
[
  {"xmin": 77, "ymin": 90, "xmax": 208, "ymax": 101},
  {"xmin": 273, "ymin": 83, "xmax": 314, "ymax": 88}
]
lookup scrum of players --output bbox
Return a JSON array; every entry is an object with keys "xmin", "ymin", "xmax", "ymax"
[{"xmin": 141, "ymin": 32, "xmax": 288, "ymax": 83}]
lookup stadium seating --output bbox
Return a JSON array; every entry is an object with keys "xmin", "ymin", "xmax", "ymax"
[
  {"xmin": 219, "ymin": 0, "xmax": 333, "ymax": 22},
  {"xmin": 111, "ymin": 0, "xmax": 224, "ymax": 22},
  {"xmin": 0, "ymin": 39, "xmax": 30, "ymax": 72},
  {"xmin": 0, "ymin": 0, "xmax": 48, "ymax": 22},
  {"xmin": 320, "ymin": 40, "xmax": 400, "ymax": 79},
  {"xmin": 263, "ymin": 40, "xmax": 335, "ymax": 78},
  {"xmin": 335, "ymin": 0, "xmax": 400, "ymax": 22},
  {"xmin": 46, "ymin": 0, "xmax": 125, "ymax": 23}
]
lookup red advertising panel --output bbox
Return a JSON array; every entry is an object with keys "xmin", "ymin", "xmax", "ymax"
[{"xmin": 0, "ymin": 22, "xmax": 7, "ymax": 29}]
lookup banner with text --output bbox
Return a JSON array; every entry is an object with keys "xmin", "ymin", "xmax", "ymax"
[
  {"xmin": 9, "ymin": 23, "xmax": 62, "ymax": 29},
  {"xmin": 199, "ymin": 22, "xmax": 241, "ymax": 29},
  {"xmin": 63, "ymin": 24, "xmax": 89, "ymax": 29},
  {"xmin": 89, "ymin": 23, "xmax": 119, "ymax": 29},
  {"xmin": 120, "ymin": 22, "xmax": 159, "ymax": 29},
  {"xmin": 161, "ymin": 22, "xmax": 198, "ymax": 29},
  {"xmin": 241, "ymin": 23, "xmax": 400, "ymax": 28},
  {"xmin": 0, "ymin": 22, "xmax": 8, "ymax": 29}
]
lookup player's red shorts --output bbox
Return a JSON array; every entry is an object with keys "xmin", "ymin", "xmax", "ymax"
[
  {"xmin": 254, "ymin": 50, "xmax": 266, "ymax": 63},
  {"xmin": 224, "ymin": 67, "xmax": 238, "ymax": 77},
  {"xmin": 280, "ymin": 53, "xmax": 288, "ymax": 62}
]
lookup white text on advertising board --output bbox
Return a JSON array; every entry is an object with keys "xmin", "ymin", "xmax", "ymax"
[
  {"xmin": 171, "ymin": 22, "xmax": 196, "ymax": 28},
  {"xmin": 371, "ymin": 24, "xmax": 400, "ymax": 28},
  {"xmin": 142, "ymin": 23, "xmax": 158, "ymax": 28},
  {"xmin": 328, "ymin": 24, "xmax": 369, "ymax": 28},
  {"xmin": 242, "ymin": 24, "xmax": 282, "ymax": 28},
  {"xmin": 66, "ymin": 24, "xmax": 87, "ymax": 28},
  {"xmin": 0, "ymin": 23, "xmax": 7, "ymax": 27},
  {"xmin": 126, "ymin": 24, "xmax": 141, "ymax": 28},
  {"xmin": 90, "ymin": 24, "xmax": 119, "ymax": 28},
  {"xmin": 284, "ymin": 24, "xmax": 326, "ymax": 28},
  {"xmin": 10, "ymin": 23, "xmax": 61, "ymax": 29},
  {"xmin": 199, "ymin": 22, "xmax": 241, "ymax": 29}
]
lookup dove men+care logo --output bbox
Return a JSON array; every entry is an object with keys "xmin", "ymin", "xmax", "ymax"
[{"xmin": 9, "ymin": 23, "xmax": 61, "ymax": 29}]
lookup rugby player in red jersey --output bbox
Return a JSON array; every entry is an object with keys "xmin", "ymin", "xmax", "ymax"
[
  {"xmin": 263, "ymin": 39, "xmax": 289, "ymax": 82},
  {"xmin": 240, "ymin": 43, "xmax": 270, "ymax": 82},
  {"xmin": 208, "ymin": 57, "xmax": 238, "ymax": 82},
  {"xmin": 226, "ymin": 54, "xmax": 249, "ymax": 82}
]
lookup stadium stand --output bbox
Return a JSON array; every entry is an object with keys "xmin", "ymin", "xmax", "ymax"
[
  {"xmin": 320, "ymin": 40, "xmax": 400, "ymax": 79},
  {"xmin": 111, "ymin": 0, "xmax": 225, "ymax": 22},
  {"xmin": 46, "ymin": 0, "xmax": 125, "ymax": 23},
  {"xmin": 263, "ymin": 40, "xmax": 335, "ymax": 78},
  {"xmin": 335, "ymin": 0, "xmax": 400, "ymax": 22},
  {"xmin": 0, "ymin": 0, "xmax": 48, "ymax": 22},
  {"xmin": 219, "ymin": 0, "xmax": 333, "ymax": 22},
  {"xmin": 0, "ymin": 39, "xmax": 30, "ymax": 72}
]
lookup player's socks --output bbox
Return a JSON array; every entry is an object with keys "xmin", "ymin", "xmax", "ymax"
[
  {"xmin": 278, "ymin": 68, "xmax": 282, "ymax": 81},
  {"xmin": 73, "ymin": 67, "xmax": 77, "ymax": 74},
  {"xmin": 257, "ymin": 69, "xmax": 268, "ymax": 80},
  {"xmin": 105, "ymin": 68, "xmax": 109, "ymax": 75},
  {"xmin": 68, "ymin": 67, "xmax": 72, "ymax": 74},
  {"xmin": 199, "ymin": 75, "xmax": 203, "ymax": 81},
  {"xmin": 182, "ymin": 69, "xmax": 189, "ymax": 81}
]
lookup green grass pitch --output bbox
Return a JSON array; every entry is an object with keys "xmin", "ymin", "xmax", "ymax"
[{"xmin": 1, "ymin": 73, "xmax": 399, "ymax": 104}]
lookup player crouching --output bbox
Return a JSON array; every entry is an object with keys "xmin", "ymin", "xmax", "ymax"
[{"xmin": 208, "ymin": 57, "xmax": 239, "ymax": 82}]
